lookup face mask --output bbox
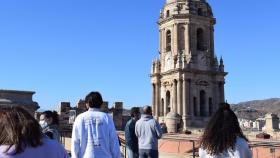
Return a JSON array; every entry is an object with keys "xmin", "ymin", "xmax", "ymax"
[{"xmin": 39, "ymin": 120, "xmax": 48, "ymax": 129}]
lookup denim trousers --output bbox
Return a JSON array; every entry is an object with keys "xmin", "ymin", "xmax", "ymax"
[
  {"xmin": 126, "ymin": 146, "xmax": 139, "ymax": 158},
  {"xmin": 139, "ymin": 149, "xmax": 158, "ymax": 158}
]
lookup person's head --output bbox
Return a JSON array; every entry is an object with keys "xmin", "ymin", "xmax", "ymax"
[
  {"xmin": 200, "ymin": 103, "xmax": 248, "ymax": 155},
  {"xmin": 143, "ymin": 106, "xmax": 152, "ymax": 115},
  {"xmin": 0, "ymin": 106, "xmax": 43, "ymax": 154},
  {"xmin": 85, "ymin": 91, "xmax": 103, "ymax": 109},
  {"xmin": 39, "ymin": 110, "xmax": 59, "ymax": 128},
  {"xmin": 130, "ymin": 107, "xmax": 141, "ymax": 120}
]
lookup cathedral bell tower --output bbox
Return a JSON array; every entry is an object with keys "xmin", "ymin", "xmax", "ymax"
[{"xmin": 151, "ymin": 0, "xmax": 227, "ymax": 129}]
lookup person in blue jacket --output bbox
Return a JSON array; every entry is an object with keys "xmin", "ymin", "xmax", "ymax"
[{"xmin": 125, "ymin": 107, "xmax": 141, "ymax": 158}]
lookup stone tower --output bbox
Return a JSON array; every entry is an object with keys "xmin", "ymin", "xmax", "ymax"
[{"xmin": 150, "ymin": 0, "xmax": 227, "ymax": 129}]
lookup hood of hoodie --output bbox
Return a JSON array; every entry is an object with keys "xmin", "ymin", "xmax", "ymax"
[{"xmin": 141, "ymin": 114, "xmax": 153, "ymax": 121}]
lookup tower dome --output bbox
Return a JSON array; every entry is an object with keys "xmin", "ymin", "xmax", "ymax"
[
  {"xmin": 165, "ymin": 0, "xmax": 188, "ymax": 4},
  {"xmin": 166, "ymin": 0, "xmax": 177, "ymax": 4}
]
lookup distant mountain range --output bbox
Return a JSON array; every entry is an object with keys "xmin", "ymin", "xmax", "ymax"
[{"xmin": 231, "ymin": 98, "xmax": 280, "ymax": 120}]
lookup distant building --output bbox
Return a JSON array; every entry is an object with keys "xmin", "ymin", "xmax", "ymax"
[
  {"xmin": 0, "ymin": 89, "xmax": 39, "ymax": 114},
  {"xmin": 57, "ymin": 100, "xmax": 132, "ymax": 131},
  {"xmin": 264, "ymin": 113, "xmax": 279, "ymax": 133}
]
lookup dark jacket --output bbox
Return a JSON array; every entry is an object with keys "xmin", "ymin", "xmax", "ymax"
[
  {"xmin": 125, "ymin": 118, "xmax": 138, "ymax": 153},
  {"xmin": 42, "ymin": 124, "xmax": 60, "ymax": 142}
]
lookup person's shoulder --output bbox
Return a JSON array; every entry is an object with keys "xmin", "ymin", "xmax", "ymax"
[
  {"xmin": 42, "ymin": 138, "xmax": 65, "ymax": 150},
  {"xmin": 198, "ymin": 148, "xmax": 207, "ymax": 157},
  {"xmin": 125, "ymin": 119, "xmax": 132, "ymax": 125},
  {"xmin": 236, "ymin": 137, "xmax": 249, "ymax": 148},
  {"xmin": 151, "ymin": 118, "xmax": 159, "ymax": 125},
  {"xmin": 75, "ymin": 111, "xmax": 87, "ymax": 120}
]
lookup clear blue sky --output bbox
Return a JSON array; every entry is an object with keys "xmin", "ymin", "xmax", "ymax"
[{"xmin": 0, "ymin": 0, "xmax": 279, "ymax": 110}]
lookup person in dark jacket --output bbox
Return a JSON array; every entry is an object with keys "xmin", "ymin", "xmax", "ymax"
[
  {"xmin": 39, "ymin": 111, "xmax": 60, "ymax": 141},
  {"xmin": 125, "ymin": 107, "xmax": 141, "ymax": 158}
]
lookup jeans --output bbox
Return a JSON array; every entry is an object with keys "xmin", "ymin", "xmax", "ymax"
[
  {"xmin": 126, "ymin": 146, "xmax": 138, "ymax": 158},
  {"xmin": 139, "ymin": 149, "xmax": 158, "ymax": 158}
]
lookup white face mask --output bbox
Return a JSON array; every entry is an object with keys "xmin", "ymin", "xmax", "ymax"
[{"xmin": 39, "ymin": 120, "xmax": 48, "ymax": 129}]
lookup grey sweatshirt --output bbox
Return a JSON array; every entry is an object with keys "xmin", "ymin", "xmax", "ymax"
[{"xmin": 135, "ymin": 114, "xmax": 162, "ymax": 150}]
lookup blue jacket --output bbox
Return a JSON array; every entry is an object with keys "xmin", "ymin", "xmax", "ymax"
[{"xmin": 125, "ymin": 118, "xmax": 138, "ymax": 153}]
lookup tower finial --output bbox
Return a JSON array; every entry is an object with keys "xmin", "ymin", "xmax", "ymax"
[{"xmin": 219, "ymin": 56, "xmax": 224, "ymax": 72}]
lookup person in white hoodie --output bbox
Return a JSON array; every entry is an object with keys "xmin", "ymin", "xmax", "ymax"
[
  {"xmin": 71, "ymin": 91, "xmax": 120, "ymax": 158},
  {"xmin": 135, "ymin": 106, "xmax": 162, "ymax": 158},
  {"xmin": 199, "ymin": 103, "xmax": 252, "ymax": 158}
]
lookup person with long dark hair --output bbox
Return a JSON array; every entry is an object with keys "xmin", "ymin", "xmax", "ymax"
[
  {"xmin": 39, "ymin": 110, "xmax": 60, "ymax": 141},
  {"xmin": 199, "ymin": 103, "xmax": 252, "ymax": 158},
  {"xmin": 0, "ymin": 106, "xmax": 68, "ymax": 158}
]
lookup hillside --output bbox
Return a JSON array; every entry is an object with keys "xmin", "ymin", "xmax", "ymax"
[{"xmin": 231, "ymin": 98, "xmax": 280, "ymax": 120}]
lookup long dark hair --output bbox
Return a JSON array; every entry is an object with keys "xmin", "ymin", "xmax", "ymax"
[
  {"xmin": 0, "ymin": 106, "xmax": 43, "ymax": 154},
  {"xmin": 42, "ymin": 110, "xmax": 59, "ymax": 125},
  {"xmin": 200, "ymin": 103, "xmax": 248, "ymax": 155}
]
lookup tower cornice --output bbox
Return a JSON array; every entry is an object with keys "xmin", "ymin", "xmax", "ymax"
[{"xmin": 158, "ymin": 14, "xmax": 215, "ymax": 25}]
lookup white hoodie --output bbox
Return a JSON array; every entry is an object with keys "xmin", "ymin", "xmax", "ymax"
[
  {"xmin": 199, "ymin": 137, "xmax": 252, "ymax": 158},
  {"xmin": 71, "ymin": 108, "xmax": 120, "ymax": 158}
]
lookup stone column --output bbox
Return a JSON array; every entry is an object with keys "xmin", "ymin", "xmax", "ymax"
[
  {"xmin": 173, "ymin": 24, "xmax": 178, "ymax": 56},
  {"xmin": 152, "ymin": 83, "xmax": 155, "ymax": 115},
  {"xmin": 182, "ymin": 78, "xmax": 189, "ymax": 130},
  {"xmin": 220, "ymin": 81, "xmax": 225, "ymax": 103},
  {"xmin": 187, "ymin": 79, "xmax": 192, "ymax": 116},
  {"xmin": 212, "ymin": 81, "xmax": 219, "ymax": 111},
  {"xmin": 164, "ymin": 94, "xmax": 167, "ymax": 116},
  {"xmin": 154, "ymin": 82, "xmax": 159, "ymax": 118},
  {"xmin": 160, "ymin": 29, "xmax": 164, "ymax": 53},
  {"xmin": 210, "ymin": 26, "xmax": 215, "ymax": 61},
  {"xmin": 173, "ymin": 80, "xmax": 177, "ymax": 113},
  {"xmin": 184, "ymin": 23, "xmax": 190, "ymax": 55},
  {"xmin": 163, "ymin": 29, "xmax": 166, "ymax": 52},
  {"xmin": 177, "ymin": 79, "xmax": 182, "ymax": 115}
]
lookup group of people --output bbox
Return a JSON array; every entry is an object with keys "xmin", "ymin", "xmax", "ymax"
[
  {"xmin": 0, "ymin": 91, "xmax": 252, "ymax": 158},
  {"xmin": 0, "ymin": 106, "xmax": 68, "ymax": 158},
  {"xmin": 70, "ymin": 92, "xmax": 163, "ymax": 158},
  {"xmin": 124, "ymin": 106, "xmax": 162, "ymax": 158}
]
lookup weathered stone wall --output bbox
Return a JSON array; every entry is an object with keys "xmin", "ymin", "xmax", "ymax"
[{"xmin": 0, "ymin": 90, "xmax": 39, "ymax": 114}]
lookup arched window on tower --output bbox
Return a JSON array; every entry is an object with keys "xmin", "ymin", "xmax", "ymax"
[
  {"xmin": 193, "ymin": 97, "xmax": 197, "ymax": 116},
  {"xmin": 178, "ymin": 27, "xmax": 185, "ymax": 52},
  {"xmin": 197, "ymin": 28, "xmax": 205, "ymax": 51},
  {"xmin": 209, "ymin": 98, "xmax": 213, "ymax": 116},
  {"xmin": 166, "ymin": 10, "xmax": 170, "ymax": 18},
  {"xmin": 166, "ymin": 30, "xmax": 171, "ymax": 52},
  {"xmin": 166, "ymin": 91, "xmax": 171, "ymax": 113},
  {"xmin": 198, "ymin": 8, "xmax": 203, "ymax": 16},
  {"xmin": 161, "ymin": 98, "xmax": 164, "ymax": 116},
  {"xmin": 200, "ymin": 90, "xmax": 206, "ymax": 117}
]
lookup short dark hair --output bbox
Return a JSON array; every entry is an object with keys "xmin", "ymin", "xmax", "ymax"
[
  {"xmin": 0, "ymin": 106, "xmax": 43, "ymax": 154},
  {"xmin": 143, "ymin": 105, "xmax": 152, "ymax": 115},
  {"xmin": 130, "ymin": 107, "xmax": 140, "ymax": 117},
  {"xmin": 85, "ymin": 91, "xmax": 103, "ymax": 108}
]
